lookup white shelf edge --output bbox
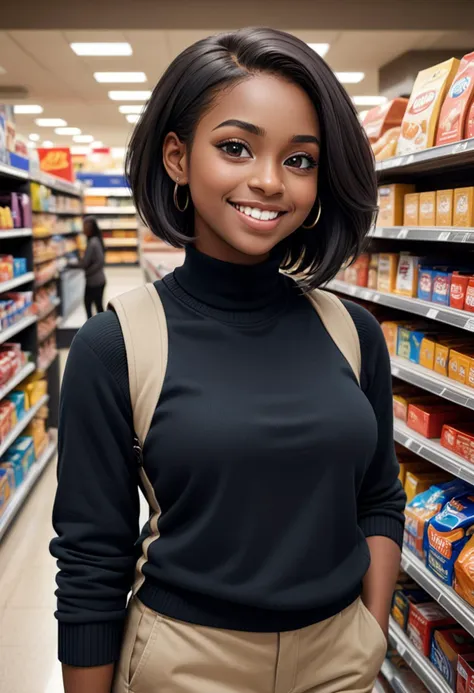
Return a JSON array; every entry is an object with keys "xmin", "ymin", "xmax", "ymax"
[
  {"xmin": 104, "ymin": 239, "xmax": 138, "ymax": 248},
  {"xmin": 0, "ymin": 363, "xmax": 36, "ymax": 402},
  {"xmin": 370, "ymin": 225, "xmax": 474, "ymax": 244},
  {"xmin": 401, "ymin": 550, "xmax": 474, "ymax": 639},
  {"xmin": 0, "ymin": 315, "xmax": 37, "ymax": 345},
  {"xmin": 0, "ymin": 228, "xmax": 33, "ymax": 239},
  {"xmin": 0, "ymin": 272, "xmax": 35, "ymax": 293},
  {"xmin": 30, "ymin": 172, "xmax": 83, "ymax": 197},
  {"xmin": 0, "ymin": 440, "xmax": 56, "ymax": 541},
  {"xmin": 85, "ymin": 187, "xmax": 131, "ymax": 197},
  {"xmin": 391, "ymin": 356, "xmax": 474, "ymax": 411},
  {"xmin": 380, "ymin": 659, "xmax": 411, "ymax": 693},
  {"xmin": 0, "ymin": 394, "xmax": 49, "ymax": 459},
  {"xmin": 0, "ymin": 161, "xmax": 29, "ymax": 180},
  {"xmin": 85, "ymin": 206, "xmax": 136, "ymax": 215},
  {"xmin": 376, "ymin": 137, "xmax": 474, "ymax": 174},
  {"xmin": 388, "ymin": 619, "xmax": 452, "ymax": 693}
]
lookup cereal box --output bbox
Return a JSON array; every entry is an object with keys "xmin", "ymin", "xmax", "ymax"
[
  {"xmin": 436, "ymin": 190, "xmax": 454, "ymax": 226},
  {"xmin": 408, "ymin": 602, "xmax": 455, "ymax": 655},
  {"xmin": 397, "ymin": 58, "xmax": 460, "ymax": 155},
  {"xmin": 431, "ymin": 628, "xmax": 474, "ymax": 688},
  {"xmin": 457, "ymin": 652, "xmax": 474, "ymax": 693},
  {"xmin": 437, "ymin": 52, "xmax": 474, "ymax": 146}
]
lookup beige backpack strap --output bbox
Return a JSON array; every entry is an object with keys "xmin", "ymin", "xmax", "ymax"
[
  {"xmin": 109, "ymin": 283, "xmax": 168, "ymax": 594},
  {"xmin": 307, "ymin": 289, "xmax": 361, "ymax": 384}
]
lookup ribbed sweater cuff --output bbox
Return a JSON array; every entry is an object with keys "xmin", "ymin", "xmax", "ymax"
[
  {"xmin": 359, "ymin": 515, "xmax": 405, "ymax": 550},
  {"xmin": 58, "ymin": 620, "xmax": 124, "ymax": 667}
]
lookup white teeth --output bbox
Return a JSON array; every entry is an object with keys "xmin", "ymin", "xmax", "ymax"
[{"xmin": 234, "ymin": 204, "xmax": 279, "ymax": 221}]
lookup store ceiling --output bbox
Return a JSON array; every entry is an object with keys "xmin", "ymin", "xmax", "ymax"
[{"xmin": 2, "ymin": 27, "xmax": 474, "ymax": 149}]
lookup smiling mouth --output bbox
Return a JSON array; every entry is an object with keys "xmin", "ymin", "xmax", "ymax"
[{"xmin": 228, "ymin": 202, "xmax": 286, "ymax": 222}]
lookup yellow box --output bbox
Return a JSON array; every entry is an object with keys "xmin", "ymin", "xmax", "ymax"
[
  {"xmin": 377, "ymin": 253, "xmax": 398, "ymax": 293},
  {"xmin": 404, "ymin": 193, "xmax": 420, "ymax": 226},
  {"xmin": 382, "ymin": 321, "xmax": 399, "ymax": 356},
  {"xmin": 448, "ymin": 350, "xmax": 474, "ymax": 385},
  {"xmin": 436, "ymin": 190, "xmax": 454, "ymax": 227},
  {"xmin": 453, "ymin": 187, "xmax": 474, "ymax": 227},
  {"xmin": 377, "ymin": 184, "xmax": 416, "ymax": 227},
  {"xmin": 468, "ymin": 358, "xmax": 474, "ymax": 389},
  {"xmin": 419, "ymin": 191, "xmax": 437, "ymax": 227},
  {"xmin": 435, "ymin": 344, "xmax": 451, "ymax": 376},
  {"xmin": 405, "ymin": 471, "xmax": 450, "ymax": 504},
  {"xmin": 420, "ymin": 337, "xmax": 437, "ymax": 370}
]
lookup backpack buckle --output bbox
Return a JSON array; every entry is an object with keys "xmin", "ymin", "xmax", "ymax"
[{"xmin": 133, "ymin": 437, "xmax": 144, "ymax": 467}]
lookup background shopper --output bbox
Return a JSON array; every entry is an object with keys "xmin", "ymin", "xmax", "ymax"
[{"xmin": 80, "ymin": 215, "xmax": 106, "ymax": 319}]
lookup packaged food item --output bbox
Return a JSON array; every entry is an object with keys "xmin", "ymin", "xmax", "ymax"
[
  {"xmin": 437, "ymin": 190, "xmax": 454, "ymax": 227},
  {"xmin": 398, "ymin": 457, "xmax": 433, "ymax": 486},
  {"xmin": 466, "ymin": 279, "xmax": 474, "ymax": 313},
  {"xmin": 405, "ymin": 479, "xmax": 470, "ymax": 559},
  {"xmin": 405, "ymin": 471, "xmax": 451, "ymax": 505},
  {"xmin": 420, "ymin": 336, "xmax": 441, "ymax": 370},
  {"xmin": 377, "ymin": 184, "xmax": 415, "ymax": 227},
  {"xmin": 408, "ymin": 602, "xmax": 456, "ymax": 655},
  {"xmin": 0, "ymin": 467, "xmax": 12, "ymax": 516},
  {"xmin": 454, "ymin": 188, "xmax": 474, "ymax": 227},
  {"xmin": 368, "ymin": 254, "xmax": 379, "ymax": 289},
  {"xmin": 395, "ymin": 254, "xmax": 419, "ymax": 297},
  {"xmin": 451, "ymin": 272, "xmax": 472, "ymax": 310},
  {"xmin": 468, "ymin": 359, "xmax": 474, "ymax": 389},
  {"xmin": 432, "ymin": 270, "xmax": 452, "ymax": 305},
  {"xmin": 344, "ymin": 254, "xmax": 369, "ymax": 287},
  {"xmin": 407, "ymin": 402, "xmax": 462, "ymax": 438},
  {"xmin": 455, "ymin": 537, "xmax": 474, "ymax": 608},
  {"xmin": 441, "ymin": 424, "xmax": 474, "ymax": 454},
  {"xmin": 363, "ymin": 99, "xmax": 408, "ymax": 142},
  {"xmin": 404, "ymin": 193, "xmax": 420, "ymax": 226},
  {"xmin": 392, "ymin": 586, "xmax": 429, "ymax": 631},
  {"xmin": 418, "ymin": 268, "xmax": 434, "ymax": 301},
  {"xmin": 377, "ymin": 253, "xmax": 398, "ymax": 292},
  {"xmin": 449, "ymin": 350, "xmax": 474, "ymax": 385},
  {"xmin": 455, "ymin": 430, "xmax": 474, "ymax": 463},
  {"xmin": 398, "ymin": 58, "xmax": 460, "ymax": 155},
  {"xmin": 467, "ymin": 100, "xmax": 474, "ymax": 139},
  {"xmin": 419, "ymin": 192, "xmax": 437, "ymax": 227},
  {"xmin": 437, "ymin": 52, "xmax": 474, "ymax": 146},
  {"xmin": 393, "ymin": 393, "xmax": 433, "ymax": 422},
  {"xmin": 374, "ymin": 131, "xmax": 400, "ymax": 161},
  {"xmin": 457, "ymin": 652, "xmax": 474, "ymax": 693},
  {"xmin": 381, "ymin": 321, "xmax": 399, "ymax": 356},
  {"xmin": 431, "ymin": 627, "xmax": 474, "ymax": 688},
  {"xmin": 427, "ymin": 494, "xmax": 474, "ymax": 584}
]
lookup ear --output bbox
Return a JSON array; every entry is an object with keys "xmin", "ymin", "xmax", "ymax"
[{"xmin": 163, "ymin": 132, "xmax": 188, "ymax": 185}]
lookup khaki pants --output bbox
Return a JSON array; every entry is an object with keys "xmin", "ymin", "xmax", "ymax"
[{"xmin": 113, "ymin": 597, "xmax": 386, "ymax": 693}]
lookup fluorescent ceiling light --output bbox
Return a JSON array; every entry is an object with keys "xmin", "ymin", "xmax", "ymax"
[
  {"xmin": 71, "ymin": 42, "xmax": 132, "ymax": 56},
  {"xmin": 29, "ymin": 133, "xmax": 40, "ymax": 141},
  {"xmin": 42, "ymin": 141, "xmax": 54, "ymax": 148},
  {"xmin": 71, "ymin": 146, "xmax": 91, "ymax": 155},
  {"xmin": 14, "ymin": 104, "xmax": 43, "ymax": 114},
  {"xmin": 36, "ymin": 118, "xmax": 67, "ymax": 127},
  {"xmin": 307, "ymin": 43, "xmax": 330, "ymax": 57},
  {"xmin": 335, "ymin": 72, "xmax": 365, "ymax": 84},
  {"xmin": 55, "ymin": 127, "xmax": 81, "ymax": 135},
  {"xmin": 94, "ymin": 72, "xmax": 147, "ymax": 83},
  {"xmin": 126, "ymin": 114, "xmax": 140, "ymax": 123},
  {"xmin": 108, "ymin": 90, "xmax": 151, "ymax": 101},
  {"xmin": 111, "ymin": 147, "xmax": 126, "ymax": 158},
  {"xmin": 73, "ymin": 134, "xmax": 94, "ymax": 143},
  {"xmin": 91, "ymin": 141, "xmax": 104, "ymax": 148},
  {"xmin": 353, "ymin": 96, "xmax": 387, "ymax": 106},
  {"xmin": 119, "ymin": 105, "xmax": 145, "ymax": 114}
]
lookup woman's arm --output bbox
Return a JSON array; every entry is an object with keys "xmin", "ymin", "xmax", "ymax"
[
  {"xmin": 362, "ymin": 536, "xmax": 401, "ymax": 639},
  {"xmin": 50, "ymin": 312, "xmax": 139, "ymax": 691}
]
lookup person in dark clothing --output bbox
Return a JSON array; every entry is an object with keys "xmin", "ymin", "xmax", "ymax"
[
  {"xmin": 81, "ymin": 215, "xmax": 106, "ymax": 319},
  {"xmin": 51, "ymin": 28, "xmax": 406, "ymax": 693}
]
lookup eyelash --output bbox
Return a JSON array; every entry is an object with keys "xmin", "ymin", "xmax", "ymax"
[{"xmin": 216, "ymin": 138, "xmax": 319, "ymax": 170}]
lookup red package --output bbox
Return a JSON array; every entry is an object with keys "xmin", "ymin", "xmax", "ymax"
[
  {"xmin": 456, "ymin": 431, "xmax": 474, "ymax": 462},
  {"xmin": 467, "ymin": 100, "xmax": 474, "ymax": 139},
  {"xmin": 437, "ymin": 52, "xmax": 474, "ymax": 146},
  {"xmin": 451, "ymin": 273, "xmax": 472, "ymax": 310},
  {"xmin": 466, "ymin": 280, "xmax": 474, "ymax": 313},
  {"xmin": 408, "ymin": 602, "xmax": 456, "ymax": 656},
  {"xmin": 363, "ymin": 98, "xmax": 408, "ymax": 142},
  {"xmin": 442, "ymin": 424, "xmax": 474, "ymax": 453},
  {"xmin": 408, "ymin": 403, "xmax": 462, "ymax": 439},
  {"xmin": 457, "ymin": 653, "xmax": 474, "ymax": 693},
  {"xmin": 344, "ymin": 254, "xmax": 369, "ymax": 287}
]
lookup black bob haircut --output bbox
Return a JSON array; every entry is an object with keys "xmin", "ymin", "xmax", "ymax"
[{"xmin": 126, "ymin": 27, "xmax": 377, "ymax": 289}]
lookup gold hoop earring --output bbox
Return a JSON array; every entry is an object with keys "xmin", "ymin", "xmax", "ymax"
[
  {"xmin": 302, "ymin": 199, "xmax": 322, "ymax": 229},
  {"xmin": 173, "ymin": 180, "xmax": 189, "ymax": 212}
]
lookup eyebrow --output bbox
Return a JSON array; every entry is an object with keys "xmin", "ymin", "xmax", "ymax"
[{"xmin": 213, "ymin": 119, "xmax": 320, "ymax": 146}]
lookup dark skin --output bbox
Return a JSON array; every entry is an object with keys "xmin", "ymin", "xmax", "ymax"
[{"xmin": 63, "ymin": 72, "xmax": 398, "ymax": 692}]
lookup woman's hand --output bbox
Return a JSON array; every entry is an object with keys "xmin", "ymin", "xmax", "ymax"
[{"xmin": 362, "ymin": 535, "xmax": 401, "ymax": 644}]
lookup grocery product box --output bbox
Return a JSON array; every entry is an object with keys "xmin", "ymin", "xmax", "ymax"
[
  {"xmin": 377, "ymin": 184, "xmax": 415, "ymax": 227},
  {"xmin": 427, "ymin": 494, "xmax": 474, "ymax": 584},
  {"xmin": 397, "ymin": 58, "xmax": 460, "ymax": 155},
  {"xmin": 405, "ymin": 470, "xmax": 451, "ymax": 504},
  {"xmin": 0, "ymin": 467, "xmax": 12, "ymax": 516},
  {"xmin": 408, "ymin": 602, "xmax": 456, "ymax": 655},
  {"xmin": 457, "ymin": 652, "xmax": 474, "ymax": 692},
  {"xmin": 391, "ymin": 587, "xmax": 429, "ymax": 631},
  {"xmin": 395, "ymin": 254, "xmax": 419, "ymax": 297},
  {"xmin": 454, "ymin": 188, "xmax": 474, "ymax": 227},
  {"xmin": 466, "ymin": 279, "xmax": 474, "ymax": 313},
  {"xmin": 432, "ymin": 270, "xmax": 452, "ymax": 305},
  {"xmin": 363, "ymin": 99, "xmax": 409, "ymax": 142},
  {"xmin": 381, "ymin": 321, "xmax": 399, "ymax": 356},
  {"xmin": 404, "ymin": 193, "xmax": 420, "ymax": 226},
  {"xmin": 451, "ymin": 272, "xmax": 472, "ymax": 310},
  {"xmin": 431, "ymin": 628, "xmax": 474, "ymax": 689},
  {"xmin": 377, "ymin": 253, "xmax": 398, "ymax": 292},
  {"xmin": 344, "ymin": 254, "xmax": 369, "ymax": 287},
  {"xmin": 449, "ymin": 350, "xmax": 474, "ymax": 385},
  {"xmin": 418, "ymin": 268, "xmax": 434, "ymax": 301},
  {"xmin": 437, "ymin": 52, "xmax": 474, "ymax": 146},
  {"xmin": 467, "ymin": 100, "xmax": 474, "ymax": 139},
  {"xmin": 455, "ymin": 537, "xmax": 474, "ymax": 609},
  {"xmin": 407, "ymin": 402, "xmax": 461, "ymax": 438},
  {"xmin": 437, "ymin": 190, "xmax": 454, "ymax": 227},
  {"xmin": 419, "ymin": 192, "xmax": 437, "ymax": 227},
  {"xmin": 441, "ymin": 424, "xmax": 474, "ymax": 454}
]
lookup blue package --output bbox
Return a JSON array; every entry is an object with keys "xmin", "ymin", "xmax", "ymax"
[
  {"xmin": 418, "ymin": 268, "xmax": 434, "ymax": 301},
  {"xmin": 7, "ymin": 391, "xmax": 25, "ymax": 421},
  {"xmin": 0, "ymin": 452, "xmax": 24, "ymax": 487},
  {"xmin": 8, "ymin": 435, "xmax": 35, "ymax": 470},
  {"xmin": 426, "ymin": 493, "xmax": 474, "ymax": 585},
  {"xmin": 13, "ymin": 258, "xmax": 26, "ymax": 277},
  {"xmin": 409, "ymin": 330, "xmax": 428, "ymax": 364},
  {"xmin": 432, "ymin": 271, "xmax": 452, "ymax": 305}
]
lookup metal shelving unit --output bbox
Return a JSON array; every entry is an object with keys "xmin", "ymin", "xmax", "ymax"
[
  {"xmin": 0, "ymin": 229, "xmax": 33, "ymax": 239},
  {"xmin": 370, "ymin": 226, "xmax": 474, "ymax": 244},
  {"xmin": 0, "ymin": 315, "xmax": 37, "ymax": 346},
  {"xmin": 376, "ymin": 137, "xmax": 474, "ymax": 179},
  {"xmin": 85, "ymin": 205, "xmax": 136, "ymax": 215},
  {"xmin": 0, "ymin": 363, "xmax": 36, "ymax": 402},
  {"xmin": 0, "ymin": 394, "xmax": 49, "ymax": 459},
  {"xmin": 0, "ymin": 272, "xmax": 34, "ymax": 293}
]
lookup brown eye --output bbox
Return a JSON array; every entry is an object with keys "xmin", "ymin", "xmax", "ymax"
[
  {"xmin": 219, "ymin": 141, "xmax": 251, "ymax": 158},
  {"xmin": 285, "ymin": 154, "xmax": 317, "ymax": 169}
]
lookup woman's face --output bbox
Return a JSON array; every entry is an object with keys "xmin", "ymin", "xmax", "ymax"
[
  {"xmin": 165, "ymin": 73, "xmax": 320, "ymax": 264},
  {"xmin": 83, "ymin": 221, "xmax": 92, "ymax": 237}
]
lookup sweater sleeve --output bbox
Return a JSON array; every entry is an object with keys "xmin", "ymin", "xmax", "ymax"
[
  {"xmin": 344, "ymin": 301, "xmax": 406, "ymax": 549},
  {"xmin": 50, "ymin": 311, "xmax": 139, "ymax": 667}
]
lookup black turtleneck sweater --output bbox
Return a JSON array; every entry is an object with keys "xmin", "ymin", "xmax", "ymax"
[{"xmin": 51, "ymin": 246, "xmax": 405, "ymax": 667}]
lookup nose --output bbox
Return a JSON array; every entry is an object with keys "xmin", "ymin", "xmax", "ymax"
[{"xmin": 248, "ymin": 157, "xmax": 285, "ymax": 197}]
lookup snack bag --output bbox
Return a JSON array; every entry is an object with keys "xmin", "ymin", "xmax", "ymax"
[
  {"xmin": 436, "ymin": 52, "xmax": 474, "ymax": 146},
  {"xmin": 397, "ymin": 58, "xmax": 460, "ymax": 155},
  {"xmin": 455, "ymin": 536, "xmax": 474, "ymax": 607},
  {"xmin": 404, "ymin": 479, "xmax": 470, "ymax": 560},
  {"xmin": 427, "ymin": 494, "xmax": 474, "ymax": 585},
  {"xmin": 363, "ymin": 99, "xmax": 408, "ymax": 142}
]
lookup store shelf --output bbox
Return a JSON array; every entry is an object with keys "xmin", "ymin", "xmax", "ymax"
[
  {"xmin": 86, "ymin": 187, "xmax": 131, "ymax": 197},
  {"xmin": 37, "ymin": 351, "xmax": 58, "ymax": 372},
  {"xmin": 0, "ymin": 363, "xmax": 35, "ymax": 402},
  {"xmin": 0, "ymin": 228, "xmax": 33, "ymax": 239},
  {"xmin": 0, "ymin": 314, "xmax": 37, "ymax": 345},
  {"xmin": 38, "ymin": 321, "xmax": 59, "ymax": 345},
  {"xmin": 401, "ymin": 550, "xmax": 474, "ymax": 638},
  {"xmin": 106, "ymin": 262, "xmax": 139, "ymax": 267},
  {"xmin": 0, "ymin": 161, "xmax": 29, "ymax": 181},
  {"xmin": 33, "ymin": 209, "xmax": 82, "ymax": 217},
  {"xmin": 99, "ymin": 221, "xmax": 137, "ymax": 230},
  {"xmin": 0, "ymin": 394, "xmax": 48, "ymax": 459},
  {"xmin": 35, "ymin": 274, "xmax": 57, "ymax": 289},
  {"xmin": 104, "ymin": 238, "xmax": 138, "ymax": 248},
  {"xmin": 391, "ymin": 356, "xmax": 474, "ymax": 410},
  {"xmin": 33, "ymin": 229, "xmax": 81, "ymax": 240},
  {"xmin": 86, "ymin": 206, "xmax": 136, "ymax": 215},
  {"xmin": 327, "ymin": 280, "xmax": 474, "ymax": 332},
  {"xmin": 388, "ymin": 620, "xmax": 451, "ymax": 693},
  {"xmin": 37, "ymin": 298, "xmax": 61, "ymax": 322},
  {"xmin": 370, "ymin": 226, "xmax": 474, "ymax": 244},
  {"xmin": 31, "ymin": 171, "xmax": 83, "ymax": 197},
  {"xmin": 380, "ymin": 659, "xmax": 415, "ymax": 693},
  {"xmin": 376, "ymin": 137, "xmax": 474, "ymax": 179},
  {"xmin": 0, "ymin": 440, "xmax": 56, "ymax": 541},
  {"xmin": 0, "ymin": 273, "xmax": 34, "ymax": 293},
  {"xmin": 394, "ymin": 419, "xmax": 474, "ymax": 485}
]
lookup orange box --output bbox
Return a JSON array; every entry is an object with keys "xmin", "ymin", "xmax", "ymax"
[
  {"xmin": 468, "ymin": 359, "xmax": 474, "ymax": 389},
  {"xmin": 436, "ymin": 190, "xmax": 454, "ymax": 227},
  {"xmin": 435, "ymin": 340, "xmax": 474, "ymax": 376},
  {"xmin": 407, "ymin": 403, "xmax": 461, "ymax": 439},
  {"xmin": 382, "ymin": 321, "xmax": 399, "ymax": 356},
  {"xmin": 454, "ymin": 187, "xmax": 474, "ymax": 227},
  {"xmin": 404, "ymin": 471, "xmax": 450, "ymax": 504},
  {"xmin": 441, "ymin": 424, "xmax": 474, "ymax": 453},
  {"xmin": 377, "ymin": 184, "xmax": 415, "ymax": 227},
  {"xmin": 419, "ymin": 191, "xmax": 437, "ymax": 227},
  {"xmin": 449, "ymin": 350, "xmax": 474, "ymax": 385},
  {"xmin": 404, "ymin": 193, "xmax": 420, "ymax": 226},
  {"xmin": 456, "ymin": 431, "xmax": 474, "ymax": 462},
  {"xmin": 420, "ymin": 337, "xmax": 438, "ymax": 370},
  {"xmin": 377, "ymin": 253, "xmax": 399, "ymax": 292}
]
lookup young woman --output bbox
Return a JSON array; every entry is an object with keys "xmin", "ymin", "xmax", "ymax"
[
  {"xmin": 51, "ymin": 27, "xmax": 405, "ymax": 693},
  {"xmin": 80, "ymin": 215, "xmax": 106, "ymax": 319}
]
